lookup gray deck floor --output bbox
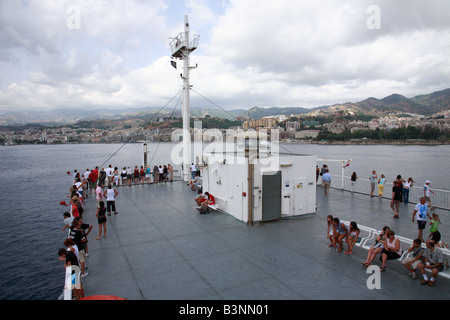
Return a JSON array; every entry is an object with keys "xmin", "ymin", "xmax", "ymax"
[{"xmin": 80, "ymin": 181, "xmax": 450, "ymax": 300}]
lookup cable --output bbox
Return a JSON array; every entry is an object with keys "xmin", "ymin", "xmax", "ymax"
[
  {"xmin": 98, "ymin": 88, "xmax": 184, "ymax": 169},
  {"xmin": 190, "ymin": 88, "xmax": 292, "ymax": 154},
  {"xmin": 190, "ymin": 88, "xmax": 239, "ymax": 121},
  {"xmin": 148, "ymin": 90, "xmax": 183, "ymax": 166}
]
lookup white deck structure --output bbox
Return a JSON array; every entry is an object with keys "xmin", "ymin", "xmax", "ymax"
[{"xmin": 200, "ymin": 131, "xmax": 316, "ymax": 224}]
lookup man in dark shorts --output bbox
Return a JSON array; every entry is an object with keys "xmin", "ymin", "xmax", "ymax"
[
  {"xmin": 412, "ymin": 197, "xmax": 432, "ymax": 242},
  {"xmin": 390, "ymin": 181, "xmax": 402, "ymax": 218}
]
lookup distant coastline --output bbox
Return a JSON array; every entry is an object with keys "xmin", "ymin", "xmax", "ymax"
[
  {"xmin": 2, "ymin": 139, "xmax": 449, "ymax": 147},
  {"xmin": 286, "ymin": 140, "xmax": 450, "ymax": 146}
]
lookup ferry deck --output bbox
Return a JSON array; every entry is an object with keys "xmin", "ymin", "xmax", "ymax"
[{"xmin": 79, "ymin": 180, "xmax": 450, "ymax": 300}]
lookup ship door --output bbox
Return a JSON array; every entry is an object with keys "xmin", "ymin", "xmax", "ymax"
[
  {"xmin": 262, "ymin": 171, "xmax": 282, "ymax": 221},
  {"xmin": 294, "ymin": 178, "xmax": 307, "ymax": 215}
]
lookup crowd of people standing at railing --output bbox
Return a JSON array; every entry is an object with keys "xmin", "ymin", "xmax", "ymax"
[
  {"xmin": 353, "ymin": 169, "xmax": 419, "ymax": 204},
  {"xmin": 367, "ymin": 170, "xmax": 419, "ymax": 204},
  {"xmin": 317, "ymin": 164, "xmax": 438, "ymax": 210},
  {"xmin": 76, "ymin": 164, "xmax": 176, "ymax": 188},
  {"xmin": 57, "ymin": 163, "xmax": 174, "ymax": 299},
  {"xmin": 366, "ymin": 169, "xmax": 436, "ymax": 214},
  {"xmin": 58, "ymin": 178, "xmax": 93, "ymax": 300}
]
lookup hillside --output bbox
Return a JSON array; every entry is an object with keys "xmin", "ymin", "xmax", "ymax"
[
  {"xmin": 232, "ymin": 88, "xmax": 450, "ymax": 118},
  {"xmin": 0, "ymin": 88, "xmax": 449, "ymax": 125},
  {"xmin": 355, "ymin": 93, "xmax": 430, "ymax": 115},
  {"xmin": 411, "ymin": 88, "xmax": 450, "ymax": 114},
  {"xmin": 240, "ymin": 106, "xmax": 313, "ymax": 119}
]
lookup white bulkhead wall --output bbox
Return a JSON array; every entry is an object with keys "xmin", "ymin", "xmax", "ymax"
[
  {"xmin": 278, "ymin": 155, "xmax": 316, "ymax": 217},
  {"xmin": 202, "ymin": 153, "xmax": 316, "ymax": 223},
  {"xmin": 202, "ymin": 152, "xmax": 249, "ymax": 222}
]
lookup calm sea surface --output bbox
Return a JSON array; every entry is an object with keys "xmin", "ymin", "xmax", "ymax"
[{"xmin": 0, "ymin": 142, "xmax": 448, "ymax": 299}]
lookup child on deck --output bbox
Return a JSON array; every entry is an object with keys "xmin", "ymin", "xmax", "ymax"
[
  {"xmin": 429, "ymin": 213, "xmax": 441, "ymax": 233},
  {"xmin": 345, "ymin": 221, "xmax": 361, "ymax": 255},
  {"xmin": 332, "ymin": 218, "xmax": 348, "ymax": 253},
  {"xmin": 63, "ymin": 212, "xmax": 74, "ymax": 236},
  {"xmin": 326, "ymin": 215, "xmax": 335, "ymax": 248},
  {"xmin": 95, "ymin": 201, "xmax": 107, "ymax": 240}
]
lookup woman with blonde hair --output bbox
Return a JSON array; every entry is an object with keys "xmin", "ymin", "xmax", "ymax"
[
  {"xmin": 378, "ymin": 174, "xmax": 386, "ymax": 198},
  {"xmin": 326, "ymin": 215, "xmax": 335, "ymax": 247},
  {"xmin": 362, "ymin": 226, "xmax": 390, "ymax": 267}
]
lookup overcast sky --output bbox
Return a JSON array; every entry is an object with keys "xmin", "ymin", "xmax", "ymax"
[{"xmin": 0, "ymin": 0, "xmax": 449, "ymax": 114}]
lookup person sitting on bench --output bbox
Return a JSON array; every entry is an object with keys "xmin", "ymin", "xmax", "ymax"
[
  {"xmin": 195, "ymin": 191, "xmax": 213, "ymax": 214},
  {"xmin": 207, "ymin": 193, "xmax": 215, "ymax": 207},
  {"xmin": 188, "ymin": 174, "xmax": 200, "ymax": 191},
  {"xmin": 195, "ymin": 190, "xmax": 207, "ymax": 207},
  {"xmin": 417, "ymin": 240, "xmax": 444, "ymax": 287}
]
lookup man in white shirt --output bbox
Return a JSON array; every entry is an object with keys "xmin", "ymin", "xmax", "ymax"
[
  {"xmin": 105, "ymin": 165, "xmax": 113, "ymax": 185},
  {"xmin": 103, "ymin": 184, "xmax": 118, "ymax": 215},
  {"xmin": 412, "ymin": 197, "xmax": 432, "ymax": 242},
  {"xmin": 322, "ymin": 170, "xmax": 331, "ymax": 197},
  {"xmin": 369, "ymin": 170, "xmax": 378, "ymax": 197},
  {"xmin": 423, "ymin": 180, "xmax": 435, "ymax": 209},
  {"xmin": 190, "ymin": 163, "xmax": 197, "ymax": 179},
  {"xmin": 83, "ymin": 169, "xmax": 91, "ymax": 198},
  {"xmin": 83, "ymin": 169, "xmax": 90, "ymax": 181}
]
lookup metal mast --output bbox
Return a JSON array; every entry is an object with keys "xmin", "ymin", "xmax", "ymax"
[{"xmin": 169, "ymin": 15, "xmax": 199, "ymax": 181}]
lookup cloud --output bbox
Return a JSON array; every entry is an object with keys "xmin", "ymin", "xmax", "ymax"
[
  {"xmin": 200, "ymin": 0, "xmax": 450, "ymax": 107},
  {"xmin": 0, "ymin": 0, "xmax": 449, "ymax": 114},
  {"xmin": 0, "ymin": 0, "xmax": 174, "ymax": 111}
]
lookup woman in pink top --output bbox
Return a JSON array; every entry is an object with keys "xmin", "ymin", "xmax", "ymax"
[{"xmin": 380, "ymin": 230, "xmax": 402, "ymax": 271}]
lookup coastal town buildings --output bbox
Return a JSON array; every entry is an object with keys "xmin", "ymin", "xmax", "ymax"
[{"xmin": 1, "ymin": 111, "xmax": 449, "ymax": 145}]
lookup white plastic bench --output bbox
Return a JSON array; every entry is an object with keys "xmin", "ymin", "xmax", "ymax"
[
  {"xmin": 342, "ymin": 222, "xmax": 414, "ymax": 262},
  {"xmin": 341, "ymin": 221, "xmax": 450, "ymax": 279},
  {"xmin": 342, "ymin": 221, "xmax": 377, "ymax": 249},
  {"xmin": 359, "ymin": 229, "xmax": 381, "ymax": 250},
  {"xmin": 357, "ymin": 226, "xmax": 378, "ymax": 248},
  {"xmin": 208, "ymin": 196, "xmax": 226, "ymax": 211},
  {"xmin": 401, "ymin": 238, "xmax": 450, "ymax": 279}
]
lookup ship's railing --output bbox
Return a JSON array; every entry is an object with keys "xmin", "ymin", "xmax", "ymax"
[
  {"xmin": 325, "ymin": 174, "xmax": 450, "ymax": 211},
  {"xmin": 169, "ymin": 32, "xmax": 200, "ymax": 56},
  {"xmin": 62, "ymin": 265, "xmax": 84, "ymax": 300},
  {"xmin": 169, "ymin": 33, "xmax": 185, "ymax": 55},
  {"xmin": 63, "ymin": 266, "xmax": 73, "ymax": 300},
  {"xmin": 60, "ymin": 205, "xmax": 74, "ymax": 300}
]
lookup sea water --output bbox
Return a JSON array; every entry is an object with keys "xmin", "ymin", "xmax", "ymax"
[{"xmin": 0, "ymin": 143, "xmax": 448, "ymax": 299}]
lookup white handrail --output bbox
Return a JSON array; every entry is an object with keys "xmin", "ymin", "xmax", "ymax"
[
  {"xmin": 328, "ymin": 175, "xmax": 450, "ymax": 211},
  {"xmin": 64, "ymin": 266, "xmax": 73, "ymax": 300}
]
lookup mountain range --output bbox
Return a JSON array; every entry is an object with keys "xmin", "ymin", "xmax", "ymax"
[{"xmin": 0, "ymin": 88, "xmax": 449, "ymax": 125}]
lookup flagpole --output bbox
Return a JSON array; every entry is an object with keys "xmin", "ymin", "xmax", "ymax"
[
  {"xmin": 169, "ymin": 15, "xmax": 199, "ymax": 182},
  {"xmin": 182, "ymin": 15, "xmax": 191, "ymax": 182}
]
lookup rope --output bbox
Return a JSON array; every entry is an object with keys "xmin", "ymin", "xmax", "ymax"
[
  {"xmin": 98, "ymin": 88, "xmax": 183, "ymax": 169},
  {"xmin": 190, "ymin": 88, "xmax": 292, "ymax": 154},
  {"xmin": 147, "ymin": 90, "xmax": 183, "ymax": 166}
]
